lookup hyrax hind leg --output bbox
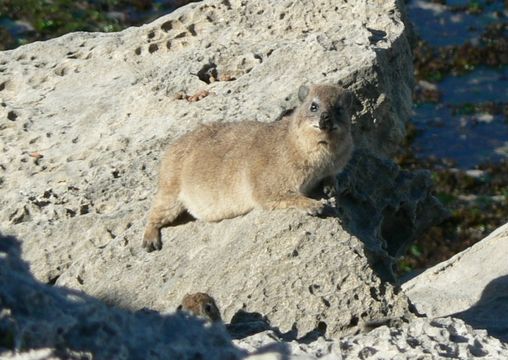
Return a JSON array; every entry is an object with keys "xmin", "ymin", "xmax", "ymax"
[{"xmin": 143, "ymin": 184, "xmax": 184, "ymax": 252}]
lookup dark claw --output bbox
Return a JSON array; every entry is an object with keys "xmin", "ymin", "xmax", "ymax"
[{"xmin": 142, "ymin": 230, "xmax": 162, "ymax": 252}]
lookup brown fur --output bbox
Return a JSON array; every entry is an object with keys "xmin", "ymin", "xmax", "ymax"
[
  {"xmin": 143, "ymin": 84, "xmax": 354, "ymax": 251},
  {"xmin": 177, "ymin": 292, "xmax": 222, "ymax": 322}
]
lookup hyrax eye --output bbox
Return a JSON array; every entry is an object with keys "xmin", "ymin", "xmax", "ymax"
[
  {"xmin": 310, "ymin": 102, "xmax": 319, "ymax": 112},
  {"xmin": 204, "ymin": 303, "xmax": 213, "ymax": 314}
]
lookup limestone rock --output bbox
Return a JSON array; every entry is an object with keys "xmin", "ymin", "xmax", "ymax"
[
  {"xmin": 0, "ymin": 0, "xmax": 415, "ymax": 274},
  {"xmin": 0, "ymin": 0, "xmax": 451, "ymax": 354},
  {"xmin": 3, "ymin": 228, "xmax": 508, "ymax": 360},
  {"xmin": 54, "ymin": 209, "xmax": 411, "ymax": 339},
  {"xmin": 341, "ymin": 317, "xmax": 508, "ymax": 359},
  {"xmin": 0, "ymin": 233, "xmax": 242, "ymax": 359},
  {"xmin": 234, "ymin": 317, "xmax": 508, "ymax": 359},
  {"xmin": 336, "ymin": 150, "xmax": 448, "ymax": 280},
  {"xmin": 402, "ymin": 222, "xmax": 508, "ymax": 341}
]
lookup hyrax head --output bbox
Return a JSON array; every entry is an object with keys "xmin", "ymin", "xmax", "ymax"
[
  {"xmin": 177, "ymin": 292, "xmax": 222, "ymax": 323},
  {"xmin": 296, "ymin": 84, "xmax": 352, "ymax": 133}
]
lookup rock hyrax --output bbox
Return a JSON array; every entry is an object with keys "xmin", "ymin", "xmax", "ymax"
[
  {"xmin": 143, "ymin": 84, "xmax": 354, "ymax": 251},
  {"xmin": 177, "ymin": 292, "xmax": 222, "ymax": 322}
]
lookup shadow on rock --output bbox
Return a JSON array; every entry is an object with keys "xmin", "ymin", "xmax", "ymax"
[
  {"xmin": 0, "ymin": 232, "xmax": 291, "ymax": 359},
  {"xmin": 227, "ymin": 310, "xmax": 273, "ymax": 340},
  {"xmin": 227, "ymin": 309, "xmax": 326, "ymax": 345},
  {"xmin": 453, "ymin": 275, "xmax": 508, "ymax": 342},
  {"xmin": 275, "ymin": 149, "xmax": 447, "ymax": 284},
  {"xmin": 335, "ymin": 150, "xmax": 449, "ymax": 282}
]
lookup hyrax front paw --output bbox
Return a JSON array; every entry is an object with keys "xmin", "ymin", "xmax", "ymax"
[
  {"xmin": 322, "ymin": 176, "xmax": 338, "ymax": 198},
  {"xmin": 323, "ymin": 184, "xmax": 337, "ymax": 198},
  {"xmin": 304, "ymin": 199, "xmax": 327, "ymax": 216},
  {"xmin": 142, "ymin": 226, "xmax": 162, "ymax": 252}
]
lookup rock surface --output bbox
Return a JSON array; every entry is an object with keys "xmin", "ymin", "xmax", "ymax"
[
  {"xmin": 54, "ymin": 209, "xmax": 411, "ymax": 339},
  {"xmin": 0, "ymin": 233, "xmax": 242, "ymax": 359},
  {"xmin": 3, "ymin": 228, "xmax": 508, "ymax": 359},
  {"xmin": 0, "ymin": 0, "xmax": 417, "ymax": 273},
  {"xmin": 0, "ymin": 0, "xmax": 428, "ymax": 338},
  {"xmin": 0, "ymin": 0, "xmax": 467, "ymax": 358},
  {"xmin": 403, "ymin": 222, "xmax": 508, "ymax": 341},
  {"xmin": 336, "ymin": 150, "xmax": 447, "ymax": 277},
  {"xmin": 234, "ymin": 317, "xmax": 508, "ymax": 359}
]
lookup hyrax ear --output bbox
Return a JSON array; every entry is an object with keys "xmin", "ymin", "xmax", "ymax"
[{"xmin": 298, "ymin": 85, "xmax": 310, "ymax": 102}]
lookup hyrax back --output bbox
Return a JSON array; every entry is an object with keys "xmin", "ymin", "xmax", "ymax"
[{"xmin": 143, "ymin": 84, "xmax": 354, "ymax": 251}]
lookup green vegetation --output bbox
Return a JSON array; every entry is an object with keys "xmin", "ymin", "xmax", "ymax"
[
  {"xmin": 0, "ymin": 0, "xmax": 175, "ymax": 50},
  {"xmin": 397, "ymin": 151, "xmax": 508, "ymax": 274}
]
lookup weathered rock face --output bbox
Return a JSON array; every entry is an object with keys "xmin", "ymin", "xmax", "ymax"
[
  {"xmin": 0, "ymin": 0, "xmax": 416, "ymax": 258},
  {"xmin": 403, "ymin": 222, "xmax": 508, "ymax": 341},
  {"xmin": 336, "ymin": 150, "xmax": 448, "ymax": 280},
  {"xmin": 0, "ymin": 0, "xmax": 447, "ymax": 353},
  {"xmin": 235, "ymin": 317, "xmax": 508, "ymax": 359},
  {"xmin": 0, "ymin": 233, "xmax": 242, "ymax": 359},
  {"xmin": 3, "ymin": 228, "xmax": 508, "ymax": 359},
  {"xmin": 54, "ymin": 209, "xmax": 411, "ymax": 339}
]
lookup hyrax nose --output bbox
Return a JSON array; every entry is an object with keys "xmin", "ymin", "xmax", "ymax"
[{"xmin": 319, "ymin": 112, "xmax": 332, "ymax": 130}]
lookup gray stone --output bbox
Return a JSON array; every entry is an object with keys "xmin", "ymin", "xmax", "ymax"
[
  {"xmin": 53, "ymin": 209, "xmax": 411, "ymax": 339},
  {"xmin": 0, "ymin": 0, "xmax": 425, "ymax": 339},
  {"xmin": 0, "ymin": 0, "xmax": 458, "ymax": 357},
  {"xmin": 0, "ymin": 233, "xmax": 242, "ymax": 359},
  {"xmin": 403, "ymin": 222, "xmax": 508, "ymax": 341},
  {"xmin": 3, "ymin": 226, "xmax": 508, "ymax": 360},
  {"xmin": 340, "ymin": 317, "xmax": 508, "ymax": 359},
  {"xmin": 0, "ymin": 1, "xmax": 416, "ymax": 277},
  {"xmin": 235, "ymin": 317, "xmax": 508, "ymax": 359},
  {"xmin": 336, "ymin": 150, "xmax": 448, "ymax": 280}
]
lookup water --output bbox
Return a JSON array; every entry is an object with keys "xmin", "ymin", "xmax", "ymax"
[
  {"xmin": 408, "ymin": 0, "xmax": 508, "ymax": 169},
  {"xmin": 412, "ymin": 103, "xmax": 507, "ymax": 167},
  {"xmin": 408, "ymin": 0, "xmax": 507, "ymax": 46},
  {"xmin": 439, "ymin": 67, "xmax": 508, "ymax": 104}
]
